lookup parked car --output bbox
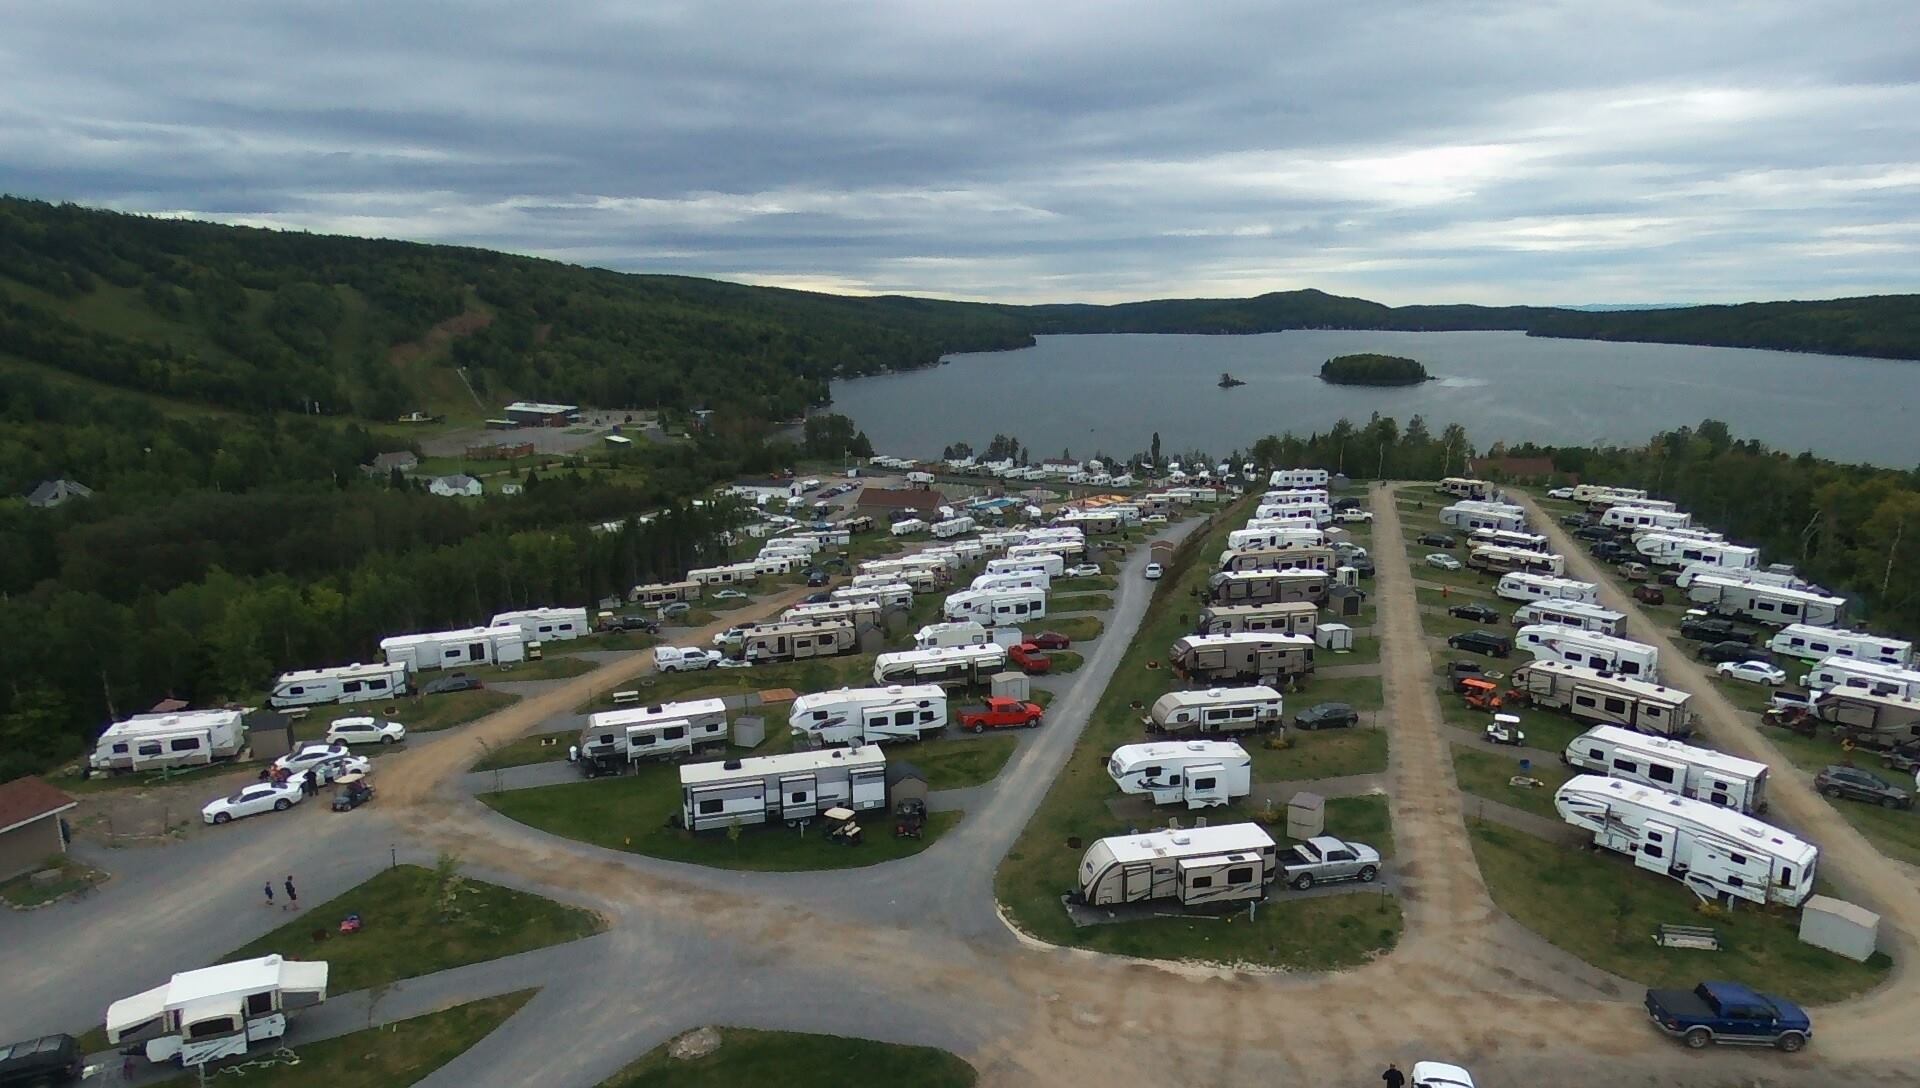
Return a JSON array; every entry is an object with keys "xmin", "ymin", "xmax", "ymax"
[
  {"xmin": 1144, "ymin": 562, "xmax": 1164, "ymax": 580},
  {"xmin": 1446, "ymin": 660, "xmax": 1486, "ymax": 691},
  {"xmin": 1680, "ymin": 617, "xmax": 1746, "ymax": 643},
  {"xmin": 273, "ymin": 742, "xmax": 354, "ymax": 776},
  {"xmin": 1411, "ymin": 1062, "xmax": 1478, "ymax": 1088},
  {"xmin": 658, "ymin": 601, "xmax": 693, "ymax": 620},
  {"xmin": 421, "ymin": 672, "xmax": 483, "ymax": 695},
  {"xmin": 1634, "ymin": 584, "xmax": 1667, "ymax": 605},
  {"xmin": 1573, "ymin": 525, "xmax": 1615, "ymax": 542},
  {"xmin": 1346, "ymin": 555, "xmax": 1376, "ymax": 577},
  {"xmin": 1280, "ymin": 835, "xmax": 1380, "ymax": 889},
  {"xmin": 324, "ymin": 717, "xmax": 407, "ymax": 746},
  {"xmin": 653, "ymin": 646, "xmax": 721, "ymax": 672},
  {"xmin": 1547, "ymin": 487, "xmax": 1575, "ymax": 500},
  {"xmin": 1143, "ymin": 514, "xmax": 1169, "ymax": 525},
  {"xmin": 0, "ymin": 1033, "xmax": 82, "ymax": 1085},
  {"xmin": 1716, "ymin": 660, "xmax": 1787, "ymax": 685},
  {"xmin": 1815, "ymin": 765, "xmax": 1912, "ymax": 809},
  {"xmin": 1294, "ymin": 702, "xmax": 1359, "ymax": 731},
  {"xmin": 1447, "ymin": 630, "xmax": 1512, "ymax": 658},
  {"xmin": 1560, "ymin": 513, "xmax": 1590, "ymax": 527},
  {"xmin": 597, "ymin": 614, "xmax": 657, "ymax": 634},
  {"xmin": 203, "ymin": 780, "xmax": 304, "ymax": 825},
  {"xmin": 1332, "ymin": 497, "xmax": 1363, "ymax": 511},
  {"xmin": 1028, "ymin": 630, "xmax": 1073, "ymax": 650},
  {"xmin": 711, "ymin": 589, "xmax": 749, "ymax": 601},
  {"xmin": 1416, "ymin": 532, "xmax": 1456, "ymax": 548},
  {"xmin": 1066, "ymin": 563, "xmax": 1103, "ymax": 578},
  {"xmin": 1008, "ymin": 642, "xmax": 1052, "ymax": 674},
  {"xmin": 1618, "ymin": 561, "xmax": 1651, "ymax": 581},
  {"xmin": 1591, "ymin": 542, "xmax": 1629, "ymax": 562},
  {"xmin": 1334, "ymin": 509, "xmax": 1373, "ymax": 524},
  {"xmin": 801, "ymin": 592, "xmax": 833, "ymax": 604},
  {"xmin": 1426, "ymin": 553, "xmax": 1462, "ymax": 571},
  {"xmin": 1697, "ymin": 640, "xmax": 1761, "ymax": 664},
  {"xmin": 1644, "ymin": 981, "xmax": 1811, "ymax": 1051},
  {"xmin": 805, "ymin": 569, "xmax": 830, "ymax": 587},
  {"xmin": 1447, "ymin": 602, "xmax": 1501, "ymax": 624},
  {"xmin": 1769, "ymin": 690, "xmax": 1813, "ymax": 716}
]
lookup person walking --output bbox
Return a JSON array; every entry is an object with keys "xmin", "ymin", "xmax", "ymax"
[
  {"xmin": 1382, "ymin": 1062, "xmax": 1406, "ymax": 1088},
  {"xmin": 283, "ymin": 875, "xmax": 299, "ymax": 911},
  {"xmin": 263, "ymin": 882, "xmax": 275, "ymax": 908}
]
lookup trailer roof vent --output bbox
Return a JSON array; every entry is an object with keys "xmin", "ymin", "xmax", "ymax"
[
  {"xmin": 1187, "ymin": 741, "xmax": 1208, "ymax": 752},
  {"xmin": 1170, "ymin": 833, "xmax": 1192, "ymax": 845},
  {"xmin": 722, "ymin": 759, "xmax": 743, "ymax": 770}
]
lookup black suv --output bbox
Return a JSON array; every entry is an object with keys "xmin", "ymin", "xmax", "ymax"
[
  {"xmin": 0, "ymin": 1034, "xmax": 81, "ymax": 1086},
  {"xmin": 1447, "ymin": 602, "xmax": 1501, "ymax": 624},
  {"xmin": 1294, "ymin": 702, "xmax": 1359, "ymax": 730},
  {"xmin": 1447, "ymin": 630, "xmax": 1513, "ymax": 657},
  {"xmin": 1590, "ymin": 541, "xmax": 1628, "ymax": 562},
  {"xmin": 1560, "ymin": 513, "xmax": 1590, "ymax": 527},
  {"xmin": 1572, "ymin": 525, "xmax": 1614, "ymax": 542},
  {"xmin": 1416, "ymin": 532, "xmax": 1456, "ymax": 548},
  {"xmin": 1679, "ymin": 617, "xmax": 1746, "ymax": 643},
  {"xmin": 1696, "ymin": 640, "xmax": 1759, "ymax": 664},
  {"xmin": 1815, "ymin": 765, "xmax": 1912, "ymax": 809}
]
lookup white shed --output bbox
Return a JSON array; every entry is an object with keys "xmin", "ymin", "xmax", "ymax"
[
  {"xmin": 1287, "ymin": 790, "xmax": 1325, "ymax": 839},
  {"xmin": 1315, "ymin": 623, "xmax": 1354, "ymax": 652},
  {"xmin": 1798, "ymin": 895, "xmax": 1879, "ymax": 962}
]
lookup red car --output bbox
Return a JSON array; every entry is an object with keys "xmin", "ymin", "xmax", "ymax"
[{"xmin": 1028, "ymin": 630, "xmax": 1072, "ymax": 650}]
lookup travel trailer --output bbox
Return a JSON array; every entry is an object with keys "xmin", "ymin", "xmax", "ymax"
[
  {"xmin": 1802, "ymin": 657, "xmax": 1920, "ymax": 699},
  {"xmin": 1269, "ymin": 468, "xmax": 1330, "ymax": 489},
  {"xmin": 89, "ymin": 709, "xmax": 249, "ymax": 773},
  {"xmin": 787, "ymin": 685, "xmax": 948, "ymax": 744},
  {"xmin": 1074, "ymin": 823, "xmax": 1280, "ymax": 907},
  {"xmin": 1437, "ymin": 477, "xmax": 1493, "ymax": 500},
  {"xmin": 1631, "ymin": 525, "xmax": 1724, "ymax": 544},
  {"xmin": 760, "ymin": 536, "xmax": 821, "ymax": 556},
  {"xmin": 739, "ymin": 619, "xmax": 857, "ymax": 663},
  {"xmin": 1570, "ymin": 484, "xmax": 1648, "ymax": 506},
  {"xmin": 1142, "ymin": 685, "xmax": 1287, "ymax": 735},
  {"xmin": 1600, "ymin": 505, "xmax": 1693, "ymax": 532},
  {"xmin": 914, "ymin": 620, "xmax": 993, "ymax": 649},
  {"xmin": 890, "ymin": 518, "xmax": 928, "ymax": 536},
  {"xmin": 1228, "ymin": 526, "xmax": 1328, "ymax": 552},
  {"xmin": 1511, "ymin": 660, "xmax": 1696, "ymax": 737},
  {"xmin": 1468, "ymin": 545, "xmax": 1564, "ymax": 577},
  {"xmin": 1243, "ymin": 517, "xmax": 1325, "ymax": 538},
  {"xmin": 832, "ymin": 582, "xmax": 914, "ymax": 611},
  {"xmin": 1686, "ymin": 574, "xmax": 1846, "ymax": 627},
  {"xmin": 783, "ymin": 600, "xmax": 883, "ymax": 630},
  {"xmin": 864, "ymin": 554, "xmax": 949, "ymax": 577},
  {"xmin": 1056, "ymin": 511, "xmax": 1122, "ymax": 534},
  {"xmin": 1633, "ymin": 534, "xmax": 1759, "ymax": 571},
  {"xmin": 1262, "ymin": 488, "xmax": 1331, "ymax": 505},
  {"xmin": 107, "ymin": 956, "xmax": 329, "ymax": 1067},
  {"xmin": 970, "ymin": 570, "xmax": 1053, "ymax": 594},
  {"xmin": 576, "ymin": 699, "xmax": 730, "ymax": 768},
  {"xmin": 1008, "ymin": 539, "xmax": 1086, "ymax": 564},
  {"xmin": 268, "ymin": 661, "xmax": 408, "ymax": 708},
  {"xmin": 1563, "ymin": 725, "xmax": 1771, "ymax": 814},
  {"xmin": 944, "ymin": 586, "xmax": 1047, "ymax": 626},
  {"xmin": 1107, "ymin": 740, "xmax": 1253, "ymax": 809},
  {"xmin": 1439, "ymin": 501, "xmax": 1528, "ymax": 533},
  {"xmin": 1495, "ymin": 572, "xmax": 1600, "ymax": 605},
  {"xmin": 932, "ymin": 516, "xmax": 976, "ymax": 539},
  {"xmin": 687, "ymin": 561, "xmax": 762, "ymax": 586},
  {"xmin": 1168, "ymin": 635, "xmax": 1315, "ymax": 686},
  {"xmin": 1207, "ymin": 569, "xmax": 1331, "ymax": 606},
  {"xmin": 488, "ymin": 606, "xmax": 591, "ymax": 644},
  {"xmin": 1516, "ymin": 624, "xmax": 1661, "ymax": 681},
  {"xmin": 380, "ymin": 626, "xmax": 526, "ymax": 672},
  {"xmin": 1675, "ymin": 564, "xmax": 1812, "ymax": 591},
  {"xmin": 873, "ymin": 643, "xmax": 1009, "ymax": 685},
  {"xmin": 1196, "ymin": 602, "xmax": 1319, "ymax": 637},
  {"xmin": 1468, "ymin": 528, "xmax": 1551, "ymax": 553},
  {"xmin": 1554, "ymin": 775, "xmax": 1815, "ymax": 906},
  {"xmin": 1252, "ymin": 500, "xmax": 1333, "ymax": 526},
  {"xmin": 1217, "ymin": 546, "xmax": 1336, "ymax": 574},
  {"xmin": 986, "ymin": 554, "xmax": 1065, "ymax": 578},
  {"xmin": 1811, "ymin": 688, "xmax": 1920, "ymax": 744},
  {"xmin": 629, "ymin": 580, "xmax": 700, "ymax": 607},
  {"xmin": 803, "ymin": 527, "xmax": 852, "ymax": 547},
  {"xmin": 752, "ymin": 552, "xmax": 807, "ymax": 576},
  {"xmin": 1768, "ymin": 624, "xmax": 1912, "ymax": 667},
  {"xmin": 1509, "ymin": 599, "xmax": 1627, "ymax": 637},
  {"xmin": 678, "ymin": 745, "xmax": 888, "ymax": 831}
]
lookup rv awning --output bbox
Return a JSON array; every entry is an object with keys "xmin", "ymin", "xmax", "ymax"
[{"xmin": 106, "ymin": 984, "xmax": 170, "ymax": 1042}]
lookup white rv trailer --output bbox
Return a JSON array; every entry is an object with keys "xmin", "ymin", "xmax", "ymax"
[
  {"xmin": 1252, "ymin": 500, "xmax": 1333, "ymax": 526},
  {"xmin": 1242, "ymin": 517, "xmax": 1324, "ymax": 537},
  {"xmin": 380, "ymin": 625, "xmax": 525, "ymax": 672},
  {"xmin": 1167, "ymin": 635, "xmax": 1316, "ymax": 686},
  {"xmin": 873, "ymin": 643, "xmax": 1009, "ymax": 685},
  {"xmin": 89, "ymin": 709, "xmax": 249, "ymax": 773},
  {"xmin": 783, "ymin": 600, "xmax": 883, "ymax": 633},
  {"xmin": 688, "ymin": 561, "xmax": 763, "ymax": 586},
  {"xmin": 1801, "ymin": 656, "xmax": 1920, "ymax": 699},
  {"xmin": 1610, "ymin": 497, "xmax": 1680, "ymax": 513},
  {"xmin": 970, "ymin": 570, "xmax": 1053, "ymax": 594},
  {"xmin": 1511, "ymin": 660, "xmax": 1696, "ymax": 737},
  {"xmin": 1600, "ymin": 505, "xmax": 1693, "ymax": 531},
  {"xmin": 890, "ymin": 518, "xmax": 929, "ymax": 536},
  {"xmin": 489, "ymin": 606, "xmax": 591, "ymax": 644},
  {"xmin": 1468, "ymin": 527, "xmax": 1551, "ymax": 553},
  {"xmin": 678, "ymin": 744, "xmax": 888, "ymax": 831},
  {"xmin": 847, "ymin": 572, "xmax": 912, "ymax": 591},
  {"xmin": 803, "ymin": 527, "xmax": 852, "ymax": 547},
  {"xmin": 863, "ymin": 554, "xmax": 947, "ymax": 576},
  {"xmin": 1439, "ymin": 502, "xmax": 1528, "ymax": 533},
  {"xmin": 629, "ymin": 579, "xmax": 700, "ymax": 606},
  {"xmin": 577, "ymin": 699, "xmax": 730, "ymax": 765},
  {"xmin": 1570, "ymin": 484, "xmax": 1647, "ymax": 506},
  {"xmin": 268, "ymin": 661, "xmax": 408, "ymax": 708},
  {"xmin": 1055, "ymin": 510, "xmax": 1122, "ymax": 534},
  {"xmin": 1509, "ymin": 599, "xmax": 1628, "ymax": 637},
  {"xmin": 1495, "ymin": 572, "xmax": 1600, "ymax": 605},
  {"xmin": 1261, "ymin": 487, "xmax": 1330, "ymax": 505},
  {"xmin": 1268, "ymin": 468, "xmax": 1330, "ymax": 488},
  {"xmin": 1686, "ymin": 574, "xmax": 1846, "ymax": 627},
  {"xmin": 1437, "ymin": 477, "xmax": 1494, "ymax": 500},
  {"xmin": 1108, "ymin": 740, "xmax": 1253, "ymax": 809},
  {"xmin": 1017, "ymin": 526, "xmax": 1087, "ymax": 543},
  {"xmin": 760, "ymin": 536, "xmax": 821, "ymax": 556},
  {"xmin": 1768, "ymin": 624, "xmax": 1912, "ymax": 667},
  {"xmin": 1633, "ymin": 534, "xmax": 1758, "ymax": 571},
  {"xmin": 1630, "ymin": 525, "xmax": 1725, "ymax": 545},
  {"xmin": 1217, "ymin": 546, "xmax": 1337, "ymax": 575},
  {"xmin": 787, "ymin": 685, "xmax": 948, "ymax": 744},
  {"xmin": 914, "ymin": 620, "xmax": 992, "ymax": 649},
  {"xmin": 1195, "ymin": 602, "xmax": 1319, "ymax": 637},
  {"xmin": 932, "ymin": 516, "xmax": 976, "ymax": 539},
  {"xmin": 107, "ymin": 955, "xmax": 329, "ymax": 1067},
  {"xmin": 1008, "ymin": 540, "xmax": 1086, "ymax": 564},
  {"xmin": 1208, "ymin": 568, "xmax": 1331, "ymax": 606},
  {"xmin": 1516, "ymin": 624, "xmax": 1661, "ymax": 681},
  {"xmin": 1075, "ymin": 823, "xmax": 1279, "ymax": 907},
  {"xmin": 831, "ymin": 582, "xmax": 914, "ymax": 610},
  {"xmin": 739, "ymin": 619, "xmax": 857, "ymax": 663},
  {"xmin": 751, "ymin": 553, "xmax": 807, "ymax": 576},
  {"xmin": 1811, "ymin": 688, "xmax": 1920, "ymax": 744},
  {"xmin": 1468, "ymin": 545, "xmax": 1565, "ymax": 577},
  {"xmin": 1563, "ymin": 725, "xmax": 1771, "ymax": 814},
  {"xmin": 1674, "ymin": 564, "xmax": 1811, "ymax": 591},
  {"xmin": 1554, "ymin": 774, "xmax": 1815, "ymax": 906},
  {"xmin": 944, "ymin": 586, "xmax": 1047, "ymax": 626},
  {"xmin": 986, "ymin": 554, "xmax": 1065, "ymax": 578},
  {"xmin": 1227, "ymin": 527, "xmax": 1328, "ymax": 552},
  {"xmin": 1142, "ymin": 685, "xmax": 1287, "ymax": 735}
]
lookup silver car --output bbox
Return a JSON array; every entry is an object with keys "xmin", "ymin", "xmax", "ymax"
[{"xmin": 1281, "ymin": 835, "xmax": 1382, "ymax": 889}]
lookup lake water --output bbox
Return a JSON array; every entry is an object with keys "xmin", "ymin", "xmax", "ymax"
[{"xmin": 829, "ymin": 330, "xmax": 1920, "ymax": 467}]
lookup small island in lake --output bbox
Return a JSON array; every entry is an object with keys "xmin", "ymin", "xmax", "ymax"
[
  {"xmin": 1318, "ymin": 353, "xmax": 1432, "ymax": 386},
  {"xmin": 1218, "ymin": 371, "xmax": 1246, "ymax": 388}
]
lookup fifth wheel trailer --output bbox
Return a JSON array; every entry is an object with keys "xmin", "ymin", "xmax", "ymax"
[
  {"xmin": 1107, "ymin": 740, "xmax": 1252, "ymax": 809},
  {"xmin": 1439, "ymin": 501, "xmax": 1528, "ymax": 533},
  {"xmin": 1768, "ymin": 624, "xmax": 1911, "ymax": 666},
  {"xmin": 944, "ymin": 586, "xmax": 1047, "ymax": 626},
  {"xmin": 1168, "ymin": 634, "xmax": 1315, "ymax": 686},
  {"xmin": 1632, "ymin": 534, "xmax": 1759, "ymax": 571},
  {"xmin": 873, "ymin": 643, "xmax": 1009, "ymax": 685},
  {"xmin": 269, "ymin": 661, "xmax": 408, "ymax": 708},
  {"xmin": 380, "ymin": 625, "xmax": 525, "ymax": 672},
  {"xmin": 1196, "ymin": 602, "xmax": 1319, "ymax": 637},
  {"xmin": 1511, "ymin": 660, "xmax": 1697, "ymax": 737},
  {"xmin": 739, "ymin": 619, "xmax": 858, "ymax": 664},
  {"xmin": 1686, "ymin": 574, "xmax": 1847, "ymax": 628},
  {"xmin": 1554, "ymin": 774, "xmax": 1816, "ymax": 906},
  {"xmin": 1801, "ymin": 657, "xmax": 1920, "ymax": 698},
  {"xmin": 1496, "ymin": 572, "xmax": 1600, "ymax": 605},
  {"xmin": 1141, "ymin": 685, "xmax": 1286, "ymax": 736},
  {"xmin": 678, "ymin": 744, "xmax": 888, "ymax": 831},
  {"xmin": 576, "ymin": 699, "xmax": 730, "ymax": 768},
  {"xmin": 787, "ymin": 685, "xmax": 948, "ymax": 744},
  {"xmin": 1468, "ymin": 545, "xmax": 1564, "ymax": 577},
  {"xmin": 1510, "ymin": 599, "xmax": 1627, "ymax": 637},
  {"xmin": 1515, "ymin": 624, "xmax": 1661, "ymax": 681},
  {"xmin": 1563, "ymin": 725, "xmax": 1770, "ymax": 814},
  {"xmin": 1218, "ymin": 546, "xmax": 1337, "ymax": 574},
  {"xmin": 1074, "ymin": 823, "xmax": 1279, "ymax": 907},
  {"xmin": 1208, "ymin": 569, "xmax": 1331, "ymax": 606}
]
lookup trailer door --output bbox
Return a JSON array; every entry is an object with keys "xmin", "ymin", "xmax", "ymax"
[
  {"xmin": 1636, "ymin": 820, "xmax": 1676, "ymax": 873},
  {"xmin": 779, "ymin": 774, "xmax": 818, "ymax": 820},
  {"xmin": 1122, "ymin": 862, "xmax": 1152, "ymax": 902}
]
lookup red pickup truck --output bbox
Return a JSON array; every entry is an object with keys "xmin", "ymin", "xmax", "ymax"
[
  {"xmin": 1008, "ymin": 642, "xmax": 1052, "ymax": 674},
  {"xmin": 958, "ymin": 697, "xmax": 1045, "ymax": 733}
]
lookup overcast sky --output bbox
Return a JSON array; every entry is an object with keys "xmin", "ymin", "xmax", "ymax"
[{"xmin": 4, "ymin": 1, "xmax": 1917, "ymax": 305}]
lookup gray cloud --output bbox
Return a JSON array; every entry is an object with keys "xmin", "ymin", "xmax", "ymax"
[{"xmin": 2, "ymin": 0, "xmax": 1916, "ymax": 304}]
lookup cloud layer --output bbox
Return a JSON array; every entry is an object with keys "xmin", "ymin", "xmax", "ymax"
[{"xmin": 4, "ymin": 0, "xmax": 1916, "ymax": 304}]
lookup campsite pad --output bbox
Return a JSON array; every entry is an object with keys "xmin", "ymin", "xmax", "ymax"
[{"xmin": 1059, "ymin": 877, "xmax": 1400, "ymax": 928}]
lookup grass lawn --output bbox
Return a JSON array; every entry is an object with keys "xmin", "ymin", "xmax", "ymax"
[
  {"xmin": 1704, "ymin": 674, "xmax": 1779, "ymax": 716},
  {"xmin": 0, "ymin": 858, "xmax": 107, "ymax": 907},
  {"xmin": 1419, "ymin": 607, "xmax": 1497, "ymax": 643},
  {"xmin": 161, "ymin": 991, "xmax": 535, "ymax": 1088},
  {"xmin": 550, "ymin": 630, "xmax": 659, "ymax": 653},
  {"xmin": 907, "ymin": 735, "xmax": 1018, "ymax": 790},
  {"xmin": 1049, "ymin": 592, "xmax": 1114, "ymax": 614},
  {"xmin": 1450, "ymin": 743, "xmax": 1571, "ymax": 822},
  {"xmin": 1044, "ymin": 651, "xmax": 1084, "ymax": 674},
  {"xmin": 576, "ymin": 655, "xmax": 876, "ymax": 713},
  {"xmin": 1827, "ymin": 799, "xmax": 1920, "ymax": 867},
  {"xmin": 379, "ymin": 688, "xmax": 521, "ymax": 733},
  {"xmin": 1467, "ymin": 821, "xmax": 1890, "ymax": 1003},
  {"xmin": 1439, "ymin": 699, "xmax": 1584, "ymax": 756},
  {"xmin": 1319, "ymin": 634, "xmax": 1381, "ymax": 666},
  {"xmin": 1301, "ymin": 674, "xmax": 1384, "ymax": 712},
  {"xmin": 995, "ymin": 494, "xmax": 1402, "ymax": 968},
  {"xmin": 600, "ymin": 1028, "xmax": 976, "ymax": 1088},
  {"xmin": 473, "ymin": 729, "xmax": 578, "ymax": 771},
  {"xmin": 1246, "ymin": 727, "xmax": 1388, "ymax": 782},
  {"xmin": 486, "ymin": 654, "xmax": 598, "ymax": 682},
  {"xmin": 224, "ymin": 864, "xmax": 602, "ymax": 993},
  {"xmin": 1044, "ymin": 616, "xmax": 1106, "ymax": 643},
  {"xmin": 1053, "ymin": 575, "xmax": 1118, "ymax": 593},
  {"xmin": 482, "ymin": 771, "xmax": 962, "ymax": 870}
]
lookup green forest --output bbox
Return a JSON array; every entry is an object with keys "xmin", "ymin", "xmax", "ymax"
[{"xmin": 1318, "ymin": 353, "xmax": 1431, "ymax": 385}]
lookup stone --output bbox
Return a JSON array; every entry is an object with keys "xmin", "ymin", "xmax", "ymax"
[{"xmin": 668, "ymin": 1027, "xmax": 722, "ymax": 1062}]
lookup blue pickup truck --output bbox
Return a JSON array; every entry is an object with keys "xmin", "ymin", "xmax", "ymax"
[{"xmin": 1645, "ymin": 981, "xmax": 1811, "ymax": 1051}]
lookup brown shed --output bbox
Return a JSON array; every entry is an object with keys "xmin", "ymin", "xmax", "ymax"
[
  {"xmin": 245, "ymin": 709, "xmax": 297, "ymax": 763},
  {"xmin": 885, "ymin": 762, "xmax": 929, "ymax": 807},
  {"xmin": 0, "ymin": 777, "xmax": 78, "ymax": 882}
]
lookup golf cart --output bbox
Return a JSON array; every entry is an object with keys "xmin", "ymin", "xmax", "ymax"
[
  {"xmin": 822, "ymin": 806, "xmax": 863, "ymax": 846},
  {"xmin": 1484, "ymin": 714, "xmax": 1526, "ymax": 747},
  {"xmin": 331, "ymin": 771, "xmax": 375, "ymax": 811}
]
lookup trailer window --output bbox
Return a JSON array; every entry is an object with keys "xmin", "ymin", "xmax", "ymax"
[
  {"xmin": 1779, "ymin": 866, "xmax": 1794, "ymax": 886},
  {"xmin": 1189, "ymin": 875, "xmax": 1214, "ymax": 889},
  {"xmin": 138, "ymin": 742, "xmax": 163, "ymax": 757},
  {"xmin": 168, "ymin": 738, "xmax": 201, "ymax": 752},
  {"xmin": 1611, "ymin": 758, "xmax": 1638, "ymax": 775},
  {"xmin": 699, "ymin": 799, "xmax": 723, "ymax": 815},
  {"xmin": 1194, "ymin": 776, "xmax": 1216, "ymax": 790},
  {"xmin": 186, "ymin": 1017, "xmax": 239, "ymax": 1040},
  {"xmin": 789, "ymin": 790, "xmax": 809, "ymax": 804},
  {"xmin": 1603, "ymin": 697, "xmax": 1627, "ymax": 714},
  {"xmin": 1648, "ymin": 765, "xmax": 1676, "ymax": 784},
  {"xmin": 1728, "ymin": 851, "xmax": 1747, "ymax": 864},
  {"xmin": 369, "ymin": 679, "xmax": 389, "ymax": 692},
  {"xmin": 247, "ymin": 992, "xmax": 274, "ymax": 1017}
]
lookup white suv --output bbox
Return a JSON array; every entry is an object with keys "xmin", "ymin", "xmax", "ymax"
[{"xmin": 325, "ymin": 717, "xmax": 407, "ymax": 746}]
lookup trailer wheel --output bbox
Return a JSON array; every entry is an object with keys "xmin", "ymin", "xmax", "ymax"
[
  {"xmin": 1683, "ymin": 1028, "xmax": 1712, "ymax": 1049},
  {"xmin": 1358, "ymin": 865, "xmax": 1378, "ymax": 883},
  {"xmin": 1775, "ymin": 1031, "xmax": 1806, "ymax": 1053},
  {"xmin": 1291, "ymin": 872, "xmax": 1313, "ymax": 890}
]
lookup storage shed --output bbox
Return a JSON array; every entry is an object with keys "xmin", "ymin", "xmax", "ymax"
[
  {"xmin": 0, "ymin": 777, "xmax": 77, "ymax": 882},
  {"xmin": 990, "ymin": 671, "xmax": 1031, "ymax": 701},
  {"xmin": 244, "ymin": 709, "xmax": 296, "ymax": 763},
  {"xmin": 1315, "ymin": 623, "xmax": 1355, "ymax": 652},
  {"xmin": 1287, "ymin": 790, "xmax": 1325, "ymax": 840},
  {"xmin": 1798, "ymin": 895, "xmax": 1879, "ymax": 962},
  {"xmin": 885, "ymin": 762, "xmax": 929, "ymax": 807}
]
